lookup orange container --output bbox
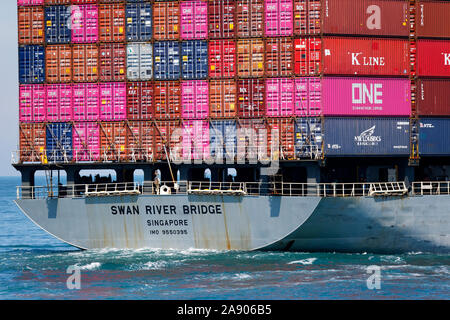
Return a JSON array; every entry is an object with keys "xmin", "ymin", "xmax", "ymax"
[
  {"xmin": 19, "ymin": 123, "xmax": 46, "ymax": 163},
  {"xmin": 265, "ymin": 38, "xmax": 294, "ymax": 77},
  {"xmin": 46, "ymin": 45, "xmax": 72, "ymax": 83},
  {"xmin": 99, "ymin": 121, "xmax": 128, "ymax": 162},
  {"xmin": 18, "ymin": 6, "xmax": 44, "ymax": 45},
  {"xmin": 267, "ymin": 118, "xmax": 295, "ymax": 160},
  {"xmin": 154, "ymin": 120, "xmax": 181, "ymax": 161},
  {"xmin": 154, "ymin": 81, "xmax": 181, "ymax": 120},
  {"xmin": 99, "ymin": 3, "xmax": 125, "ymax": 42},
  {"xmin": 153, "ymin": 1, "xmax": 180, "ymax": 40},
  {"xmin": 209, "ymin": 80, "xmax": 237, "ymax": 118},
  {"xmin": 72, "ymin": 44, "xmax": 99, "ymax": 82},
  {"xmin": 237, "ymin": 39, "xmax": 264, "ymax": 77}
]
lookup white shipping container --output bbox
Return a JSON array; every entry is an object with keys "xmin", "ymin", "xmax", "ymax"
[{"xmin": 127, "ymin": 43, "xmax": 153, "ymax": 81}]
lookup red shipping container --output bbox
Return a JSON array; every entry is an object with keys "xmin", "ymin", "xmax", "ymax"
[
  {"xmin": 18, "ymin": 6, "xmax": 44, "ymax": 45},
  {"xmin": 126, "ymin": 82, "xmax": 154, "ymax": 121},
  {"xmin": 209, "ymin": 40, "xmax": 236, "ymax": 78},
  {"xmin": 72, "ymin": 44, "xmax": 99, "ymax": 82},
  {"xmin": 237, "ymin": 39, "xmax": 264, "ymax": 77},
  {"xmin": 46, "ymin": 45, "xmax": 72, "ymax": 83},
  {"xmin": 208, "ymin": 0, "xmax": 235, "ymax": 39},
  {"xmin": 73, "ymin": 83, "xmax": 99, "ymax": 121},
  {"xmin": 209, "ymin": 80, "xmax": 237, "ymax": 118},
  {"xmin": 236, "ymin": 0, "xmax": 264, "ymax": 38},
  {"xmin": 154, "ymin": 81, "xmax": 181, "ymax": 120},
  {"xmin": 265, "ymin": 38, "xmax": 294, "ymax": 77},
  {"xmin": 44, "ymin": 0, "xmax": 69, "ymax": 4},
  {"xmin": 126, "ymin": 121, "xmax": 143, "ymax": 161},
  {"xmin": 237, "ymin": 119, "xmax": 268, "ymax": 160},
  {"xmin": 99, "ymin": 43, "xmax": 126, "ymax": 82},
  {"xmin": 417, "ymin": 40, "xmax": 450, "ymax": 77},
  {"xmin": 237, "ymin": 79, "xmax": 265, "ymax": 118},
  {"xmin": 322, "ymin": 37, "xmax": 410, "ymax": 76},
  {"xmin": 141, "ymin": 122, "xmax": 156, "ymax": 161},
  {"xmin": 19, "ymin": 123, "xmax": 46, "ymax": 163},
  {"xmin": 99, "ymin": 121, "xmax": 128, "ymax": 162},
  {"xmin": 154, "ymin": 120, "xmax": 181, "ymax": 161},
  {"xmin": 322, "ymin": 0, "xmax": 410, "ymax": 37},
  {"xmin": 153, "ymin": 1, "xmax": 180, "ymax": 40},
  {"xmin": 416, "ymin": 79, "xmax": 450, "ymax": 116},
  {"xmin": 267, "ymin": 118, "xmax": 295, "ymax": 160},
  {"xmin": 294, "ymin": 0, "xmax": 321, "ymax": 35},
  {"xmin": 294, "ymin": 37, "xmax": 321, "ymax": 75},
  {"xmin": 416, "ymin": 0, "xmax": 450, "ymax": 39},
  {"xmin": 99, "ymin": 3, "xmax": 125, "ymax": 42}
]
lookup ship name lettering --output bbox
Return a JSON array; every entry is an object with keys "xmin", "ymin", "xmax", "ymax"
[
  {"xmin": 183, "ymin": 205, "xmax": 222, "ymax": 215},
  {"xmin": 111, "ymin": 205, "xmax": 140, "ymax": 215},
  {"xmin": 145, "ymin": 205, "xmax": 177, "ymax": 215}
]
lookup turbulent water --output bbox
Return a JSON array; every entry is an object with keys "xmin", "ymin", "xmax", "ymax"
[{"xmin": 0, "ymin": 176, "xmax": 449, "ymax": 300}]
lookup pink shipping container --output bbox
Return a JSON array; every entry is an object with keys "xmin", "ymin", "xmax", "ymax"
[
  {"xmin": 18, "ymin": 0, "xmax": 44, "ymax": 5},
  {"xmin": 73, "ymin": 83, "xmax": 99, "ymax": 121},
  {"xmin": 294, "ymin": 78, "xmax": 322, "ymax": 116},
  {"xmin": 265, "ymin": 0, "xmax": 293, "ymax": 36},
  {"xmin": 99, "ymin": 83, "xmax": 127, "ymax": 121},
  {"xmin": 322, "ymin": 77, "xmax": 411, "ymax": 116},
  {"xmin": 19, "ymin": 85, "xmax": 46, "ymax": 122},
  {"xmin": 181, "ymin": 81, "xmax": 209, "ymax": 119},
  {"xmin": 180, "ymin": 1, "xmax": 208, "ymax": 40},
  {"xmin": 71, "ymin": 5, "xmax": 99, "ymax": 43},
  {"xmin": 182, "ymin": 120, "xmax": 210, "ymax": 160},
  {"xmin": 73, "ymin": 122, "xmax": 100, "ymax": 162},
  {"xmin": 45, "ymin": 84, "xmax": 73, "ymax": 122},
  {"xmin": 266, "ymin": 78, "xmax": 294, "ymax": 117}
]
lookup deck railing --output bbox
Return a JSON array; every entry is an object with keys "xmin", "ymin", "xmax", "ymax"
[{"xmin": 412, "ymin": 181, "xmax": 450, "ymax": 196}]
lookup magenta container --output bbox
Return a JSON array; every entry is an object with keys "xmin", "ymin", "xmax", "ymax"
[
  {"xmin": 180, "ymin": 1, "xmax": 208, "ymax": 40},
  {"xmin": 19, "ymin": 85, "xmax": 46, "ymax": 122},
  {"xmin": 266, "ymin": 78, "xmax": 294, "ymax": 117},
  {"xmin": 182, "ymin": 120, "xmax": 210, "ymax": 160},
  {"xmin": 46, "ymin": 84, "xmax": 73, "ymax": 122},
  {"xmin": 73, "ymin": 83, "xmax": 99, "ymax": 121},
  {"xmin": 294, "ymin": 78, "xmax": 322, "ymax": 116},
  {"xmin": 73, "ymin": 122, "xmax": 100, "ymax": 162},
  {"xmin": 265, "ymin": 0, "xmax": 293, "ymax": 36},
  {"xmin": 181, "ymin": 80, "xmax": 209, "ymax": 119},
  {"xmin": 72, "ymin": 5, "xmax": 99, "ymax": 43},
  {"xmin": 322, "ymin": 77, "xmax": 411, "ymax": 116},
  {"xmin": 17, "ymin": 0, "xmax": 44, "ymax": 6},
  {"xmin": 99, "ymin": 83, "xmax": 127, "ymax": 121}
]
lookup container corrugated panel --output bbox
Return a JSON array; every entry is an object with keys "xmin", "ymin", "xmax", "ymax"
[
  {"xmin": 266, "ymin": 78, "xmax": 294, "ymax": 117},
  {"xmin": 416, "ymin": 79, "xmax": 450, "ymax": 116},
  {"xmin": 73, "ymin": 83, "xmax": 99, "ymax": 121},
  {"xmin": 265, "ymin": 38, "xmax": 293, "ymax": 77},
  {"xmin": 44, "ymin": 5, "xmax": 70, "ymax": 44},
  {"xmin": 419, "ymin": 118, "xmax": 450, "ymax": 155},
  {"xmin": 72, "ymin": 44, "xmax": 99, "ymax": 82},
  {"xmin": 294, "ymin": 77, "xmax": 322, "ymax": 116},
  {"xmin": 237, "ymin": 39, "xmax": 264, "ymax": 77},
  {"xmin": 180, "ymin": 0, "xmax": 208, "ymax": 40},
  {"xmin": 46, "ymin": 122, "xmax": 73, "ymax": 162},
  {"xmin": 209, "ymin": 40, "xmax": 236, "ymax": 78},
  {"xmin": 294, "ymin": 37, "xmax": 321, "ymax": 75},
  {"xmin": 154, "ymin": 81, "xmax": 181, "ymax": 119},
  {"xmin": 417, "ymin": 40, "xmax": 450, "ymax": 77},
  {"xmin": 99, "ymin": 121, "xmax": 127, "ymax": 161},
  {"xmin": 237, "ymin": 79, "xmax": 265, "ymax": 118},
  {"xmin": 19, "ymin": 45, "xmax": 45, "ymax": 84},
  {"xmin": 154, "ymin": 41, "xmax": 180, "ymax": 80},
  {"xmin": 416, "ymin": 1, "xmax": 450, "ymax": 38},
  {"xmin": 140, "ymin": 122, "xmax": 155, "ymax": 161},
  {"xmin": 154, "ymin": 120, "xmax": 181, "ymax": 160},
  {"xmin": 18, "ymin": 6, "xmax": 45, "ymax": 45},
  {"xmin": 73, "ymin": 122, "xmax": 100, "ymax": 161},
  {"xmin": 45, "ymin": 84, "xmax": 72, "ymax": 122},
  {"xmin": 127, "ymin": 43, "xmax": 153, "ymax": 81},
  {"xmin": 19, "ymin": 85, "xmax": 46, "ymax": 123},
  {"xmin": 126, "ymin": 82, "xmax": 153, "ymax": 121},
  {"xmin": 265, "ymin": 0, "xmax": 293, "ymax": 36},
  {"xmin": 237, "ymin": 119, "xmax": 267, "ymax": 159},
  {"xmin": 182, "ymin": 120, "xmax": 210, "ymax": 160},
  {"xmin": 18, "ymin": 0, "xmax": 44, "ymax": 5},
  {"xmin": 210, "ymin": 120, "xmax": 236, "ymax": 160},
  {"xmin": 154, "ymin": 1, "xmax": 179, "ymax": 40},
  {"xmin": 181, "ymin": 80, "xmax": 209, "ymax": 119},
  {"xmin": 323, "ymin": 37, "xmax": 410, "ymax": 76},
  {"xmin": 19, "ymin": 123, "xmax": 46, "ymax": 163},
  {"xmin": 46, "ymin": 45, "xmax": 72, "ymax": 83},
  {"xmin": 44, "ymin": 0, "xmax": 69, "ymax": 4},
  {"xmin": 322, "ymin": 77, "xmax": 411, "ymax": 116},
  {"xmin": 208, "ymin": 0, "xmax": 235, "ymax": 39},
  {"xmin": 125, "ymin": 3, "xmax": 152, "ymax": 41},
  {"xmin": 126, "ymin": 121, "xmax": 142, "ymax": 161},
  {"xmin": 72, "ymin": 0, "xmax": 96, "ymax": 4},
  {"xmin": 209, "ymin": 80, "xmax": 237, "ymax": 118},
  {"xmin": 267, "ymin": 118, "xmax": 295, "ymax": 159},
  {"xmin": 99, "ymin": 43, "xmax": 126, "ymax": 82},
  {"xmin": 322, "ymin": 0, "xmax": 410, "ymax": 37},
  {"xmin": 99, "ymin": 3, "xmax": 125, "ymax": 42},
  {"xmin": 71, "ymin": 4, "xmax": 98, "ymax": 43},
  {"xmin": 181, "ymin": 40, "xmax": 208, "ymax": 79},
  {"xmin": 294, "ymin": 0, "xmax": 321, "ymax": 35},
  {"xmin": 294, "ymin": 117, "xmax": 323, "ymax": 158},
  {"xmin": 236, "ymin": 0, "xmax": 264, "ymax": 38},
  {"xmin": 324, "ymin": 118, "xmax": 410, "ymax": 156},
  {"xmin": 99, "ymin": 82, "xmax": 127, "ymax": 121}
]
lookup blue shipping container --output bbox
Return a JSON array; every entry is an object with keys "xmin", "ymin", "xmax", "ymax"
[
  {"xmin": 324, "ymin": 118, "xmax": 410, "ymax": 156},
  {"xmin": 154, "ymin": 41, "xmax": 181, "ymax": 80},
  {"xmin": 419, "ymin": 118, "xmax": 450, "ymax": 155},
  {"xmin": 210, "ymin": 120, "xmax": 237, "ymax": 160},
  {"xmin": 295, "ymin": 118, "xmax": 323, "ymax": 158},
  {"xmin": 181, "ymin": 41, "xmax": 208, "ymax": 80},
  {"xmin": 46, "ymin": 123, "xmax": 73, "ymax": 162},
  {"xmin": 45, "ymin": 5, "xmax": 71, "ymax": 44},
  {"xmin": 126, "ymin": 3, "xmax": 152, "ymax": 42},
  {"xmin": 19, "ymin": 45, "xmax": 45, "ymax": 84}
]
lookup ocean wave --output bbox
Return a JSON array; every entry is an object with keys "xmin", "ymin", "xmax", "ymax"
[
  {"xmin": 77, "ymin": 262, "xmax": 101, "ymax": 271},
  {"xmin": 287, "ymin": 258, "xmax": 317, "ymax": 265}
]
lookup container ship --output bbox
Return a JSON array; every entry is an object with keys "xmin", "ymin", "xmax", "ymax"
[{"xmin": 13, "ymin": 0, "xmax": 450, "ymax": 253}]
